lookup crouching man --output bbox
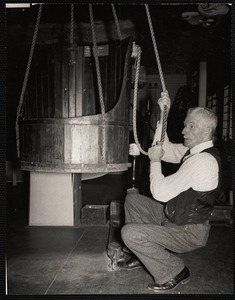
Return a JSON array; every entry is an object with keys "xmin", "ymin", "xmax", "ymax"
[{"xmin": 118, "ymin": 92, "xmax": 221, "ymax": 292}]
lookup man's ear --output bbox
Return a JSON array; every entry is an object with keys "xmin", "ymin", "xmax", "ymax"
[{"xmin": 205, "ymin": 126, "xmax": 213, "ymax": 137}]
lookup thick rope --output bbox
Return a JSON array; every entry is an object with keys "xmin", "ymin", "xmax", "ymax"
[
  {"xmin": 160, "ymin": 106, "xmax": 168, "ymax": 142},
  {"xmin": 15, "ymin": 4, "xmax": 43, "ymax": 158},
  {"xmin": 145, "ymin": 4, "xmax": 166, "ymax": 92},
  {"xmin": 89, "ymin": 4, "xmax": 106, "ymax": 162},
  {"xmin": 70, "ymin": 4, "xmax": 74, "ymax": 45},
  {"xmin": 111, "ymin": 4, "xmax": 123, "ymax": 40},
  {"xmin": 145, "ymin": 4, "xmax": 168, "ymax": 143}
]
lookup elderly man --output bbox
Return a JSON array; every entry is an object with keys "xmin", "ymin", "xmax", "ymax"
[{"xmin": 118, "ymin": 92, "xmax": 221, "ymax": 292}]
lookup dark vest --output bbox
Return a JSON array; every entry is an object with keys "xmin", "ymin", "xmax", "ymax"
[{"xmin": 164, "ymin": 147, "xmax": 221, "ymax": 225}]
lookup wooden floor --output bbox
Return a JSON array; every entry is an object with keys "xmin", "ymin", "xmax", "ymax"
[
  {"xmin": 6, "ymin": 174, "xmax": 233, "ymax": 295},
  {"xmin": 7, "ymin": 224, "xmax": 233, "ymax": 295}
]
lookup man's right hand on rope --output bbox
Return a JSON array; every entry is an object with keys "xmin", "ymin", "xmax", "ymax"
[
  {"xmin": 152, "ymin": 91, "xmax": 171, "ymax": 146},
  {"xmin": 158, "ymin": 90, "xmax": 171, "ymax": 113},
  {"xmin": 148, "ymin": 142, "xmax": 164, "ymax": 162}
]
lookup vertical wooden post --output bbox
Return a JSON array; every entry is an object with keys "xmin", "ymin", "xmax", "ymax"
[
  {"xmin": 73, "ymin": 173, "xmax": 82, "ymax": 226},
  {"xmin": 73, "ymin": 48, "xmax": 83, "ymax": 225},
  {"xmin": 68, "ymin": 46, "xmax": 76, "ymax": 117},
  {"xmin": 76, "ymin": 47, "xmax": 83, "ymax": 117},
  {"xmin": 198, "ymin": 61, "xmax": 207, "ymax": 107},
  {"xmin": 62, "ymin": 47, "xmax": 69, "ymax": 117}
]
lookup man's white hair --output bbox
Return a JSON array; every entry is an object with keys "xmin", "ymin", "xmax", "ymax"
[{"xmin": 187, "ymin": 107, "xmax": 218, "ymax": 135}]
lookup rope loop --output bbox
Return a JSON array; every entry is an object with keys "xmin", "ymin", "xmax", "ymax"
[
  {"xmin": 132, "ymin": 5, "xmax": 170, "ymax": 156},
  {"xmin": 132, "ymin": 44, "xmax": 148, "ymax": 156}
]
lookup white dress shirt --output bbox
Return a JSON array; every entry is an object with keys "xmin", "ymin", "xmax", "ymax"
[{"xmin": 150, "ymin": 138, "xmax": 219, "ymax": 203}]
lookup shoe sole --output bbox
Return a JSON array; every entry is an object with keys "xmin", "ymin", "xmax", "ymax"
[
  {"xmin": 181, "ymin": 276, "xmax": 190, "ymax": 285},
  {"xmin": 119, "ymin": 265, "xmax": 143, "ymax": 270},
  {"xmin": 148, "ymin": 276, "xmax": 190, "ymax": 292},
  {"xmin": 126, "ymin": 266, "xmax": 143, "ymax": 271}
]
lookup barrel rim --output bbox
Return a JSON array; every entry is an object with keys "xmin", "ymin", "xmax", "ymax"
[{"xmin": 20, "ymin": 162, "xmax": 131, "ymax": 173}]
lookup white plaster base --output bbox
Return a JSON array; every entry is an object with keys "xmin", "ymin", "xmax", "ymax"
[{"xmin": 29, "ymin": 172, "xmax": 75, "ymax": 226}]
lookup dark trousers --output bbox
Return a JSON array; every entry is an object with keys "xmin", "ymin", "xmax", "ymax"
[{"xmin": 121, "ymin": 192, "xmax": 211, "ymax": 284}]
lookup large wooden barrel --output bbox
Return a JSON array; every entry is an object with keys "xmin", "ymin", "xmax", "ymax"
[{"xmin": 20, "ymin": 37, "xmax": 133, "ymax": 173}]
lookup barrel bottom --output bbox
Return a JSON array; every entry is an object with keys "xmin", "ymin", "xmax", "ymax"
[{"xmin": 20, "ymin": 162, "xmax": 131, "ymax": 173}]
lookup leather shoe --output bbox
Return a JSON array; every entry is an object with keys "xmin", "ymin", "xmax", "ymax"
[
  {"xmin": 117, "ymin": 256, "xmax": 143, "ymax": 270},
  {"xmin": 148, "ymin": 266, "xmax": 190, "ymax": 291},
  {"xmin": 116, "ymin": 250, "xmax": 132, "ymax": 263}
]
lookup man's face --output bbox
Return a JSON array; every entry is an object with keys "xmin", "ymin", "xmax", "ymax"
[{"xmin": 182, "ymin": 112, "xmax": 209, "ymax": 148}]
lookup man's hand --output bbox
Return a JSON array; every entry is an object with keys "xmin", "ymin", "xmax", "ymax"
[
  {"xmin": 151, "ymin": 91, "xmax": 171, "ymax": 146},
  {"xmin": 148, "ymin": 143, "xmax": 164, "ymax": 162},
  {"xmin": 158, "ymin": 91, "xmax": 171, "ymax": 113}
]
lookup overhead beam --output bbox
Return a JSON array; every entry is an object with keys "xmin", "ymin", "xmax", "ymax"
[{"xmin": 6, "ymin": 3, "xmax": 31, "ymax": 8}]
